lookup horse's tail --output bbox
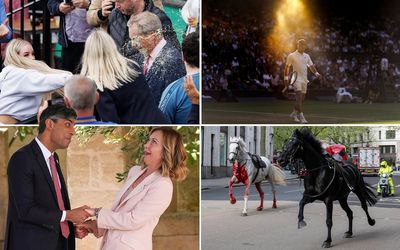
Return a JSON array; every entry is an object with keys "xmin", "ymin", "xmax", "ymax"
[
  {"xmin": 270, "ymin": 163, "xmax": 287, "ymax": 185},
  {"xmin": 359, "ymin": 177, "xmax": 378, "ymax": 206}
]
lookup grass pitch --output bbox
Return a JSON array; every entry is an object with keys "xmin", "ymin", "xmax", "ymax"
[{"xmin": 202, "ymin": 98, "xmax": 400, "ymax": 124}]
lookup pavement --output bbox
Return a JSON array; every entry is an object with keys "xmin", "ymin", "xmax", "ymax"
[{"xmin": 202, "ymin": 199, "xmax": 400, "ymax": 250}]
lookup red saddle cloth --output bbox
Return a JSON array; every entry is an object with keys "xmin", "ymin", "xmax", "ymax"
[{"xmin": 232, "ymin": 162, "xmax": 248, "ymax": 183}]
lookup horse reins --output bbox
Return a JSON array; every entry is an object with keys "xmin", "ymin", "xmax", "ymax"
[
  {"xmin": 304, "ymin": 162, "xmax": 337, "ymax": 198},
  {"xmin": 287, "ymin": 136, "xmax": 338, "ymax": 199}
]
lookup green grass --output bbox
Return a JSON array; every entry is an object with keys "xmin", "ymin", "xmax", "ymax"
[{"xmin": 202, "ymin": 99, "xmax": 400, "ymax": 124}]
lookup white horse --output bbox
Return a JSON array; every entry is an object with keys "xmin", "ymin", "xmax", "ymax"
[{"xmin": 228, "ymin": 137, "xmax": 286, "ymax": 216}]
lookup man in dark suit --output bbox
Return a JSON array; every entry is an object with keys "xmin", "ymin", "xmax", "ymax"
[
  {"xmin": 5, "ymin": 105, "xmax": 91, "ymax": 250},
  {"xmin": 128, "ymin": 11, "xmax": 186, "ymax": 105}
]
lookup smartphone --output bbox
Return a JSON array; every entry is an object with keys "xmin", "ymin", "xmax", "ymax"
[
  {"xmin": 48, "ymin": 98, "xmax": 65, "ymax": 106},
  {"xmin": 109, "ymin": 1, "xmax": 116, "ymax": 11}
]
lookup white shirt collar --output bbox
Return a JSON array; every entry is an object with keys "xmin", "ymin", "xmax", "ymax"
[
  {"xmin": 149, "ymin": 38, "xmax": 167, "ymax": 61},
  {"xmin": 35, "ymin": 137, "xmax": 53, "ymax": 160}
]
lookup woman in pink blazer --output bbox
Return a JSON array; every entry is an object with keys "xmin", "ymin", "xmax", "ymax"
[{"xmin": 77, "ymin": 127, "xmax": 188, "ymax": 249}]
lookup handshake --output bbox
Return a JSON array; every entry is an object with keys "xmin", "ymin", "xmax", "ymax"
[{"xmin": 66, "ymin": 205, "xmax": 101, "ymax": 239}]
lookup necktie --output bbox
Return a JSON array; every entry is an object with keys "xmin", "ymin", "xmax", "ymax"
[
  {"xmin": 144, "ymin": 56, "xmax": 151, "ymax": 75},
  {"xmin": 49, "ymin": 155, "xmax": 70, "ymax": 239}
]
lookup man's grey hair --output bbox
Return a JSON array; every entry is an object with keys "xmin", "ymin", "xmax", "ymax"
[
  {"xmin": 64, "ymin": 75, "xmax": 97, "ymax": 110},
  {"xmin": 127, "ymin": 11, "xmax": 162, "ymax": 36}
]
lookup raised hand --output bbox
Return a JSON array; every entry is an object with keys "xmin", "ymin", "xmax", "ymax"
[
  {"xmin": 66, "ymin": 205, "xmax": 91, "ymax": 224},
  {"xmin": 0, "ymin": 23, "xmax": 10, "ymax": 39},
  {"xmin": 59, "ymin": 2, "xmax": 75, "ymax": 14},
  {"xmin": 101, "ymin": 0, "xmax": 114, "ymax": 18},
  {"xmin": 184, "ymin": 75, "xmax": 199, "ymax": 104}
]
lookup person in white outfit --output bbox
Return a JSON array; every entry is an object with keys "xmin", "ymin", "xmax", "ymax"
[
  {"xmin": 181, "ymin": 0, "xmax": 199, "ymax": 36},
  {"xmin": 336, "ymin": 84, "xmax": 353, "ymax": 103},
  {"xmin": 283, "ymin": 39, "xmax": 321, "ymax": 123},
  {"xmin": 0, "ymin": 39, "xmax": 71, "ymax": 124}
]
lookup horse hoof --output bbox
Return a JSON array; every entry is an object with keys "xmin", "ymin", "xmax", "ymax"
[
  {"xmin": 241, "ymin": 212, "xmax": 248, "ymax": 216},
  {"xmin": 368, "ymin": 219, "xmax": 376, "ymax": 226},
  {"xmin": 322, "ymin": 242, "xmax": 331, "ymax": 248},
  {"xmin": 298, "ymin": 220, "xmax": 307, "ymax": 229},
  {"xmin": 230, "ymin": 198, "xmax": 236, "ymax": 204},
  {"xmin": 256, "ymin": 207, "xmax": 263, "ymax": 211},
  {"xmin": 343, "ymin": 232, "xmax": 352, "ymax": 238}
]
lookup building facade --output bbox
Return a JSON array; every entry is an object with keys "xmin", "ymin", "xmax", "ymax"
[
  {"xmin": 350, "ymin": 126, "xmax": 400, "ymax": 167},
  {"xmin": 202, "ymin": 126, "xmax": 274, "ymax": 179}
]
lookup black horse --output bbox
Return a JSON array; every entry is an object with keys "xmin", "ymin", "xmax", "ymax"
[{"xmin": 278, "ymin": 129, "xmax": 377, "ymax": 248}]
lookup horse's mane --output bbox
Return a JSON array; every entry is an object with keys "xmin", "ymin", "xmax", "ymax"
[
  {"xmin": 299, "ymin": 129, "xmax": 324, "ymax": 154},
  {"xmin": 231, "ymin": 137, "xmax": 247, "ymax": 151}
]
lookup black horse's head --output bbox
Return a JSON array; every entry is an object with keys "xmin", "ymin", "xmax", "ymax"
[{"xmin": 278, "ymin": 129, "xmax": 303, "ymax": 167}]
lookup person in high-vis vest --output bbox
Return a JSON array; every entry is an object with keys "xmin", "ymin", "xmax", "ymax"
[{"xmin": 377, "ymin": 160, "xmax": 395, "ymax": 196}]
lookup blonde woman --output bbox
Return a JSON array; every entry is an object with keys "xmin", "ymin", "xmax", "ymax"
[
  {"xmin": 0, "ymin": 39, "xmax": 71, "ymax": 123},
  {"xmin": 80, "ymin": 29, "xmax": 166, "ymax": 124},
  {"xmin": 77, "ymin": 127, "xmax": 189, "ymax": 250}
]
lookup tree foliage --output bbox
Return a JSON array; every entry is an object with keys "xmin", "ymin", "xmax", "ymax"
[
  {"xmin": 75, "ymin": 126, "xmax": 200, "ymax": 182},
  {"xmin": 273, "ymin": 126, "xmax": 371, "ymax": 152}
]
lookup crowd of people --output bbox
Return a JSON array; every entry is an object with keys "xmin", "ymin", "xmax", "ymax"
[
  {"xmin": 203, "ymin": 6, "xmax": 400, "ymax": 102},
  {"xmin": 0, "ymin": 0, "xmax": 200, "ymax": 124}
]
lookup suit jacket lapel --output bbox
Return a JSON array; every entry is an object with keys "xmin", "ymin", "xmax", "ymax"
[
  {"xmin": 111, "ymin": 168, "xmax": 146, "ymax": 210},
  {"xmin": 146, "ymin": 44, "xmax": 170, "ymax": 82},
  {"xmin": 31, "ymin": 140, "xmax": 58, "ymax": 205},
  {"xmin": 113, "ymin": 170, "xmax": 160, "ymax": 210}
]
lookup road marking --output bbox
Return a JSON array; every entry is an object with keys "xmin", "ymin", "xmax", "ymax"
[{"xmin": 284, "ymin": 189, "xmax": 304, "ymax": 193}]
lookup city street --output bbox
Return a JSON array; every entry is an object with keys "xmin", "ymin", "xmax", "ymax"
[{"xmin": 202, "ymin": 173, "xmax": 400, "ymax": 250}]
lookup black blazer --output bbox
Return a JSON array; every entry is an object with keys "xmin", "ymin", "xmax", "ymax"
[
  {"xmin": 145, "ymin": 42, "xmax": 186, "ymax": 106},
  {"xmin": 5, "ymin": 139, "xmax": 75, "ymax": 250},
  {"xmin": 96, "ymin": 72, "xmax": 167, "ymax": 124}
]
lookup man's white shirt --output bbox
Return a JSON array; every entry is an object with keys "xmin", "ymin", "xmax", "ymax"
[{"xmin": 286, "ymin": 50, "xmax": 313, "ymax": 83}]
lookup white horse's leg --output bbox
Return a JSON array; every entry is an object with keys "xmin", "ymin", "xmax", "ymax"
[
  {"xmin": 242, "ymin": 179, "xmax": 250, "ymax": 216},
  {"xmin": 255, "ymin": 182, "xmax": 264, "ymax": 211},
  {"xmin": 229, "ymin": 176, "xmax": 237, "ymax": 204},
  {"xmin": 269, "ymin": 177, "xmax": 277, "ymax": 208}
]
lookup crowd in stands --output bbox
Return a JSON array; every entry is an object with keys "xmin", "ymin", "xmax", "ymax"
[
  {"xmin": 203, "ymin": 6, "xmax": 400, "ymax": 102},
  {"xmin": 0, "ymin": 0, "xmax": 199, "ymax": 124}
]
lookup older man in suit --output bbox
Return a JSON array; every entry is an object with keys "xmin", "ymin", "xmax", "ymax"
[
  {"xmin": 128, "ymin": 11, "xmax": 186, "ymax": 106},
  {"xmin": 5, "ymin": 105, "xmax": 91, "ymax": 250}
]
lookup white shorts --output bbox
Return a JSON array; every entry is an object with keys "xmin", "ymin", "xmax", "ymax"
[{"xmin": 293, "ymin": 80, "xmax": 308, "ymax": 94}]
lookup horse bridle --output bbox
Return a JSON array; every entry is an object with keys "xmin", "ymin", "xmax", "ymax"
[
  {"xmin": 286, "ymin": 136, "xmax": 303, "ymax": 164},
  {"xmin": 229, "ymin": 142, "xmax": 249, "ymax": 164},
  {"xmin": 287, "ymin": 136, "xmax": 340, "ymax": 198}
]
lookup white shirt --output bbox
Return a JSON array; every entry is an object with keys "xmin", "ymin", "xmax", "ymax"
[
  {"xmin": 144, "ymin": 38, "xmax": 167, "ymax": 73},
  {"xmin": 0, "ymin": 66, "xmax": 71, "ymax": 121},
  {"xmin": 286, "ymin": 50, "xmax": 313, "ymax": 83},
  {"xmin": 34, "ymin": 138, "xmax": 67, "ymax": 222}
]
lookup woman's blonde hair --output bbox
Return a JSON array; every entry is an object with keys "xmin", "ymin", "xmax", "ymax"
[
  {"xmin": 4, "ymin": 38, "xmax": 68, "ymax": 74},
  {"xmin": 80, "ymin": 29, "xmax": 139, "ymax": 91},
  {"xmin": 144, "ymin": 127, "xmax": 189, "ymax": 182}
]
